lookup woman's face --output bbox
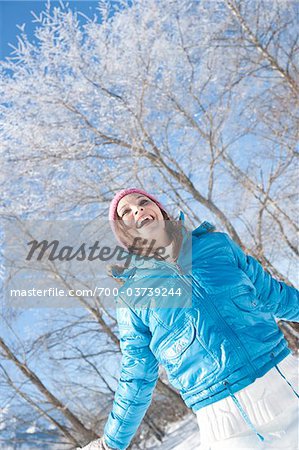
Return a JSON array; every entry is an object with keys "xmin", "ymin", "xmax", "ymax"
[{"xmin": 116, "ymin": 193, "xmax": 166, "ymax": 242}]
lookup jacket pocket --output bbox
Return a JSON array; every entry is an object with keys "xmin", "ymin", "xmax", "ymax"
[
  {"xmin": 158, "ymin": 320, "xmax": 220, "ymax": 392},
  {"xmin": 230, "ymin": 285, "xmax": 259, "ymax": 312},
  {"xmin": 161, "ymin": 321, "xmax": 196, "ymax": 360}
]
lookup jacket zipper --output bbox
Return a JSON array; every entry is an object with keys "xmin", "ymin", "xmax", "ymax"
[
  {"xmin": 155, "ymin": 259, "xmax": 258, "ymax": 377},
  {"xmin": 161, "ymin": 259, "xmax": 258, "ymax": 377},
  {"xmin": 190, "ymin": 275, "xmax": 259, "ymax": 379}
]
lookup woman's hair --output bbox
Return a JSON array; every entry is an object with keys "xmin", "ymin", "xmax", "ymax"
[{"xmin": 107, "ymin": 207, "xmax": 188, "ymax": 285}]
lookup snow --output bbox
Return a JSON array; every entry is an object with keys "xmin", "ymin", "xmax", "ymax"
[
  {"xmin": 149, "ymin": 413, "xmax": 201, "ymax": 450},
  {"xmin": 26, "ymin": 424, "xmax": 38, "ymax": 434}
]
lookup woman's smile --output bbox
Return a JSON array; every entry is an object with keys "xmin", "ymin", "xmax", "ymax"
[
  {"xmin": 115, "ymin": 193, "xmax": 172, "ymax": 250},
  {"xmin": 136, "ymin": 214, "xmax": 155, "ymax": 229},
  {"xmin": 117, "ymin": 194, "xmax": 164, "ymax": 232}
]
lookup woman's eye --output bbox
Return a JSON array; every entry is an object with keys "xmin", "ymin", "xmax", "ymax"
[{"xmin": 121, "ymin": 199, "xmax": 148, "ymax": 218}]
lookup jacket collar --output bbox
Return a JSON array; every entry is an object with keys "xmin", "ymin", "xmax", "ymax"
[
  {"xmin": 111, "ymin": 211, "xmax": 215, "ymax": 280},
  {"xmin": 192, "ymin": 220, "xmax": 216, "ymax": 236}
]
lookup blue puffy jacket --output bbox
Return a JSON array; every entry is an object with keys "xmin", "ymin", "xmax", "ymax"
[{"xmin": 104, "ymin": 214, "xmax": 299, "ymax": 449}]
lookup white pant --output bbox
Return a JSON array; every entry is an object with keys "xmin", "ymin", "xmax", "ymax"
[{"xmin": 196, "ymin": 354, "xmax": 299, "ymax": 450}]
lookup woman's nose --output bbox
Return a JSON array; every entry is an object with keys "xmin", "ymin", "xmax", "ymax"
[{"xmin": 134, "ymin": 207, "xmax": 144, "ymax": 215}]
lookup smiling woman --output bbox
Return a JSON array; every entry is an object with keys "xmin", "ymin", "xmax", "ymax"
[
  {"xmin": 117, "ymin": 193, "xmax": 170, "ymax": 244},
  {"xmin": 109, "ymin": 188, "xmax": 184, "ymax": 263},
  {"xmin": 77, "ymin": 187, "xmax": 299, "ymax": 450}
]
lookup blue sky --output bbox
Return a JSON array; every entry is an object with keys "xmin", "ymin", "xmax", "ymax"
[{"xmin": 0, "ymin": 1, "xmax": 101, "ymax": 60}]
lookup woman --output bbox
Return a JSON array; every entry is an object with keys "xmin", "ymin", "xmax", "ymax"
[{"xmin": 78, "ymin": 188, "xmax": 299, "ymax": 450}]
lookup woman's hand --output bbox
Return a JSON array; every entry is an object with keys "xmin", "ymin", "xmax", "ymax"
[{"xmin": 77, "ymin": 437, "xmax": 112, "ymax": 450}]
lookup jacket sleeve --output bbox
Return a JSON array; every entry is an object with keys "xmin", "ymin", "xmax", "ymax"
[
  {"xmin": 103, "ymin": 297, "xmax": 159, "ymax": 450},
  {"xmin": 225, "ymin": 234, "xmax": 299, "ymax": 322}
]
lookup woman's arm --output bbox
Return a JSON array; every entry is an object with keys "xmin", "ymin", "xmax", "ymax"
[
  {"xmin": 103, "ymin": 297, "xmax": 159, "ymax": 450},
  {"xmin": 225, "ymin": 234, "xmax": 299, "ymax": 322}
]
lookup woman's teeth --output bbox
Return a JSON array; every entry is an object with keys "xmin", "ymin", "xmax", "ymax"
[{"xmin": 138, "ymin": 215, "xmax": 154, "ymax": 228}]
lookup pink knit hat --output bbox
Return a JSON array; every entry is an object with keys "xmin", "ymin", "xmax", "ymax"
[{"xmin": 108, "ymin": 188, "xmax": 168, "ymax": 249}]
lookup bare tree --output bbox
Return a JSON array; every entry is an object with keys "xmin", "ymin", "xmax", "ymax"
[{"xmin": 0, "ymin": 0, "xmax": 298, "ymax": 448}]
